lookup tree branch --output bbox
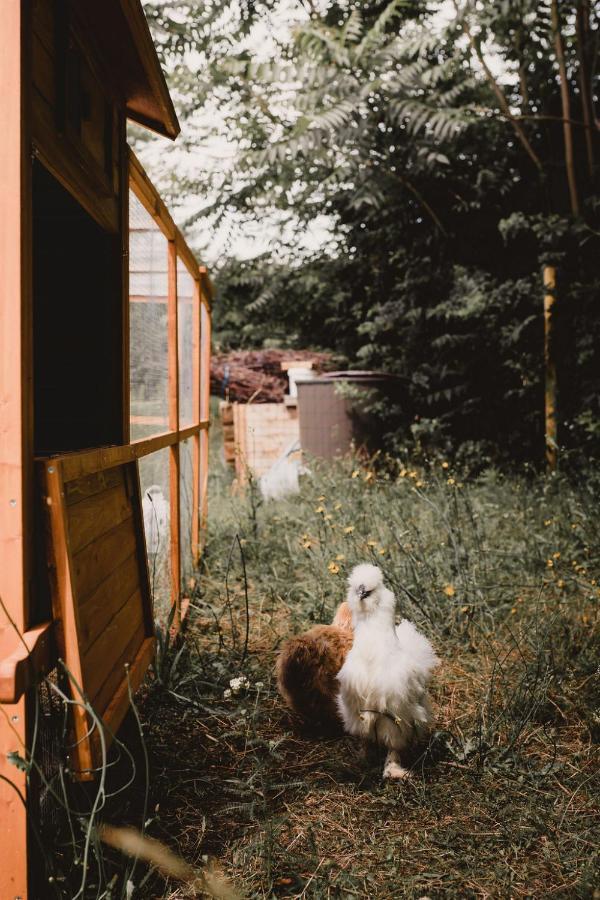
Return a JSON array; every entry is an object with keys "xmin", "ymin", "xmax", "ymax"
[{"xmin": 454, "ymin": 0, "xmax": 543, "ymax": 172}]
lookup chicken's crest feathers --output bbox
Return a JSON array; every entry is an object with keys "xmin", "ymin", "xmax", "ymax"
[{"xmin": 347, "ymin": 564, "xmax": 383, "ymax": 595}]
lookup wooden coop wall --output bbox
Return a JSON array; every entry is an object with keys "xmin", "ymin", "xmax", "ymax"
[
  {"xmin": 0, "ymin": 2, "xmax": 188, "ymax": 894},
  {"xmin": 232, "ymin": 402, "xmax": 300, "ymax": 483},
  {"xmin": 32, "ymin": 153, "xmax": 212, "ymax": 769}
]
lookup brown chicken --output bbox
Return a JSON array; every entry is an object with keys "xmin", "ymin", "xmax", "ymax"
[{"xmin": 275, "ymin": 601, "xmax": 354, "ymax": 731}]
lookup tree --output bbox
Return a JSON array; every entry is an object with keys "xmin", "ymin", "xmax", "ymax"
[{"xmin": 139, "ymin": 0, "xmax": 600, "ymax": 463}]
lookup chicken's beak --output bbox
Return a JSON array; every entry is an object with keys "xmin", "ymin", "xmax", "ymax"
[{"xmin": 357, "ymin": 584, "xmax": 367, "ymax": 601}]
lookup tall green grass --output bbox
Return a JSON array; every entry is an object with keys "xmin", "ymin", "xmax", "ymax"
[{"xmin": 174, "ymin": 439, "xmax": 599, "ymax": 897}]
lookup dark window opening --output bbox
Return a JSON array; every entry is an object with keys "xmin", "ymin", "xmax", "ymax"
[{"xmin": 33, "ymin": 161, "xmax": 123, "ymax": 454}]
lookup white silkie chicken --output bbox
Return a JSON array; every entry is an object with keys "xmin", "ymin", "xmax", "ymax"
[{"xmin": 337, "ymin": 564, "xmax": 439, "ymax": 779}]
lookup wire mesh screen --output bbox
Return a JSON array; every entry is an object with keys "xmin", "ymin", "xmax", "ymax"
[
  {"xmin": 129, "ymin": 191, "xmax": 169, "ymax": 441},
  {"xmin": 35, "ymin": 670, "xmax": 66, "ymax": 835},
  {"xmin": 177, "ymin": 260, "xmax": 195, "ymax": 427},
  {"xmin": 139, "ymin": 448, "xmax": 172, "ymax": 621},
  {"xmin": 179, "ymin": 437, "xmax": 195, "ymax": 590}
]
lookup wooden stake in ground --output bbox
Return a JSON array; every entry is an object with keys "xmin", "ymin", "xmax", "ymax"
[{"xmin": 543, "ymin": 266, "xmax": 558, "ymax": 470}]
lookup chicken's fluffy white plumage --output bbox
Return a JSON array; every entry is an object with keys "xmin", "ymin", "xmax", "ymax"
[{"xmin": 336, "ymin": 563, "xmax": 439, "ymax": 778}]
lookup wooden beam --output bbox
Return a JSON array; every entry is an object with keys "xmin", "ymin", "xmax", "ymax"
[
  {"xmin": 175, "ymin": 231, "xmax": 200, "ymax": 283},
  {"xmin": 128, "ymin": 148, "xmax": 176, "ymax": 240},
  {"xmin": 0, "ymin": 3, "xmax": 31, "ymax": 895},
  {"xmin": 43, "ymin": 463, "xmax": 94, "ymax": 777},
  {"xmin": 199, "ymin": 266, "xmax": 214, "ymax": 308},
  {"xmin": 543, "ymin": 265, "xmax": 558, "ymax": 470},
  {"xmin": 168, "ymin": 241, "xmax": 181, "ymax": 619},
  {"xmin": 200, "ymin": 303, "xmax": 211, "ymax": 540},
  {"xmin": 47, "ymin": 423, "xmax": 207, "ymax": 483},
  {"xmin": 0, "ymin": 621, "xmax": 55, "ymax": 705},
  {"xmin": 191, "ymin": 279, "xmax": 201, "ymax": 562},
  {"xmin": 121, "ymin": 110, "xmax": 130, "ymax": 444}
]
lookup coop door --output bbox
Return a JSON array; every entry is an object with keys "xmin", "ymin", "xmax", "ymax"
[{"xmin": 40, "ymin": 456, "xmax": 154, "ymax": 779}]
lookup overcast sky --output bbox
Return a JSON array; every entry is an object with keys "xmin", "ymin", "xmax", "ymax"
[{"xmin": 135, "ymin": 0, "xmax": 497, "ymax": 268}]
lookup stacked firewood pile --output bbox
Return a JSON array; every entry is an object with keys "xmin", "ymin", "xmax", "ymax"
[{"xmin": 210, "ymin": 349, "xmax": 332, "ymax": 403}]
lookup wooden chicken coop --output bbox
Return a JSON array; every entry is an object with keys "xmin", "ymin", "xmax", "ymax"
[{"xmin": 0, "ymin": 1, "xmax": 211, "ymax": 895}]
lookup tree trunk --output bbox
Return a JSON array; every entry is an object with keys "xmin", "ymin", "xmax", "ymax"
[
  {"xmin": 576, "ymin": 0, "xmax": 595, "ymax": 180},
  {"xmin": 551, "ymin": 0, "xmax": 580, "ymax": 216}
]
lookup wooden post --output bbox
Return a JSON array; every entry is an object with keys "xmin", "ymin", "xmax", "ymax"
[
  {"xmin": 168, "ymin": 241, "xmax": 181, "ymax": 622},
  {"xmin": 191, "ymin": 278, "xmax": 201, "ymax": 564},
  {"xmin": 120, "ymin": 112, "xmax": 131, "ymax": 444},
  {"xmin": 199, "ymin": 297, "xmax": 211, "ymax": 539},
  {"xmin": 0, "ymin": 1, "xmax": 31, "ymax": 895},
  {"xmin": 544, "ymin": 265, "xmax": 558, "ymax": 471}
]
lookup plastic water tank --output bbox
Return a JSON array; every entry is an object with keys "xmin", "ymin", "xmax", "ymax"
[{"xmin": 296, "ymin": 371, "xmax": 403, "ymax": 459}]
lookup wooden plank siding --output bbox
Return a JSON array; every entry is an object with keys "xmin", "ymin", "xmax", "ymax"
[
  {"xmin": 0, "ymin": 0, "xmax": 191, "ymax": 891},
  {"xmin": 40, "ymin": 457, "xmax": 154, "ymax": 777},
  {"xmin": 0, "ymin": 3, "xmax": 32, "ymax": 895}
]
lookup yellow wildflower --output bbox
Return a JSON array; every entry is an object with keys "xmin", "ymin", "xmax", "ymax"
[
  {"xmin": 318, "ymin": 495, "xmax": 326, "ymax": 501},
  {"xmin": 557, "ymin": 579, "xmax": 565, "ymax": 589},
  {"xmin": 328, "ymin": 562, "xmax": 340, "ymax": 574},
  {"xmin": 334, "ymin": 502, "xmax": 342, "ymax": 510},
  {"xmin": 460, "ymin": 605, "xmax": 469, "ymax": 613},
  {"xmin": 315, "ymin": 505, "xmax": 325, "ymax": 514},
  {"xmin": 447, "ymin": 477, "xmax": 456, "ymax": 486},
  {"xmin": 367, "ymin": 540, "xmax": 377, "ymax": 547},
  {"xmin": 344, "ymin": 526, "xmax": 355, "ymax": 534},
  {"xmin": 443, "ymin": 585, "xmax": 456, "ymax": 597},
  {"xmin": 441, "ymin": 461, "xmax": 449, "ymax": 469},
  {"xmin": 324, "ymin": 514, "xmax": 333, "ymax": 521},
  {"xmin": 336, "ymin": 553, "xmax": 345, "ymax": 561},
  {"xmin": 552, "ymin": 551, "xmax": 561, "ymax": 559},
  {"xmin": 544, "ymin": 519, "xmax": 552, "ymax": 527},
  {"xmin": 351, "ymin": 470, "xmax": 360, "ymax": 479},
  {"xmin": 511, "ymin": 607, "xmax": 517, "ymax": 614},
  {"xmin": 415, "ymin": 480, "xmax": 424, "ymax": 488},
  {"xmin": 546, "ymin": 559, "xmax": 554, "ymax": 568},
  {"xmin": 364, "ymin": 471, "xmax": 374, "ymax": 482},
  {"xmin": 378, "ymin": 548, "xmax": 386, "ymax": 556}
]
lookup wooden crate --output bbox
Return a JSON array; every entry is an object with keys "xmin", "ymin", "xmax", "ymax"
[{"xmin": 232, "ymin": 402, "xmax": 300, "ymax": 483}]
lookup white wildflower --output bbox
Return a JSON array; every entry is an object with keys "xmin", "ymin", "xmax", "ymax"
[{"xmin": 223, "ymin": 688, "xmax": 232, "ymax": 699}]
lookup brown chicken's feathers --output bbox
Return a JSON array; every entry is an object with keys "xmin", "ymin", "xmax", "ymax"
[{"xmin": 275, "ymin": 602, "xmax": 353, "ymax": 731}]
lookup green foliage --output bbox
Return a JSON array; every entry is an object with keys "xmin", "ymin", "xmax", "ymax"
[{"xmin": 140, "ymin": 0, "xmax": 600, "ymax": 461}]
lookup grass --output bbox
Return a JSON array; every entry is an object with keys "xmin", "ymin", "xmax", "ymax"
[{"xmin": 134, "ymin": 413, "xmax": 599, "ymax": 899}]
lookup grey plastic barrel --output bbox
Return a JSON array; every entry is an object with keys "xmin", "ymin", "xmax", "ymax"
[{"xmin": 296, "ymin": 371, "xmax": 403, "ymax": 460}]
